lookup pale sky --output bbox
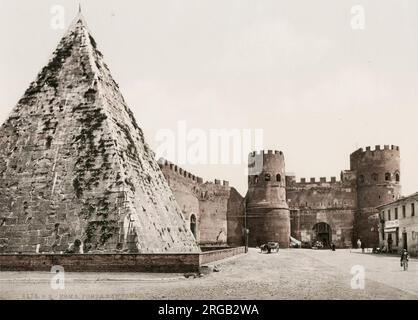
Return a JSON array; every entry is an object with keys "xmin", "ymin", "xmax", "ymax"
[{"xmin": 1, "ymin": 0, "xmax": 418, "ymax": 196}]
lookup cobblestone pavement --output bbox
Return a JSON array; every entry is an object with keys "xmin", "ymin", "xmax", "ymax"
[{"xmin": 0, "ymin": 249, "xmax": 416, "ymax": 300}]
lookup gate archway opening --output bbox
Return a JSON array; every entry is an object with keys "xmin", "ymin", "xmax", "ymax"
[{"xmin": 313, "ymin": 222, "xmax": 332, "ymax": 248}]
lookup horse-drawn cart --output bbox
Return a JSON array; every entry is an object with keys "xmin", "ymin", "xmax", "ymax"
[{"xmin": 260, "ymin": 242, "xmax": 280, "ymax": 254}]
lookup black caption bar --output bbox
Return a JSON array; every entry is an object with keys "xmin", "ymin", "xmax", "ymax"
[{"xmin": 0, "ymin": 300, "xmax": 409, "ymax": 319}]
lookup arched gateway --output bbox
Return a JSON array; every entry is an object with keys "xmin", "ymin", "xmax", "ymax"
[{"xmin": 313, "ymin": 222, "xmax": 332, "ymax": 248}]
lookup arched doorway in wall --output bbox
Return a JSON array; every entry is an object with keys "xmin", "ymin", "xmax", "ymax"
[
  {"xmin": 313, "ymin": 222, "xmax": 332, "ymax": 248},
  {"xmin": 190, "ymin": 214, "xmax": 197, "ymax": 239}
]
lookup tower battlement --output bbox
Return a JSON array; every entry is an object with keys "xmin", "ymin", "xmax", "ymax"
[
  {"xmin": 249, "ymin": 150, "xmax": 284, "ymax": 157},
  {"xmin": 158, "ymin": 158, "xmax": 229, "ymax": 187},
  {"xmin": 350, "ymin": 144, "xmax": 401, "ymax": 175},
  {"xmin": 351, "ymin": 145, "xmax": 400, "ymax": 158},
  {"xmin": 214, "ymin": 179, "xmax": 230, "ymax": 187},
  {"xmin": 158, "ymin": 159, "xmax": 203, "ymax": 184},
  {"xmin": 287, "ymin": 176, "xmax": 340, "ymax": 185},
  {"xmin": 248, "ymin": 150, "xmax": 285, "ymax": 177}
]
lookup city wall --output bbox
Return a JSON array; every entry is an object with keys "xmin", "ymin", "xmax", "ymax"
[{"xmin": 159, "ymin": 160, "xmax": 245, "ymax": 247}]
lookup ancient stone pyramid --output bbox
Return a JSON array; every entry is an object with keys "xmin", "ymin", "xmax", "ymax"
[{"xmin": 0, "ymin": 13, "xmax": 199, "ymax": 254}]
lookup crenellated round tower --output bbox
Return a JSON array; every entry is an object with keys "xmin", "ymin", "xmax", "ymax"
[
  {"xmin": 246, "ymin": 150, "xmax": 290, "ymax": 248},
  {"xmin": 350, "ymin": 145, "xmax": 401, "ymax": 247}
]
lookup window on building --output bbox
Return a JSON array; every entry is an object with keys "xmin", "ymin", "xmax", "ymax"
[
  {"xmin": 412, "ymin": 203, "xmax": 415, "ymax": 217},
  {"xmin": 372, "ymin": 173, "xmax": 378, "ymax": 182},
  {"xmin": 388, "ymin": 210, "xmax": 391, "ymax": 221},
  {"xmin": 359, "ymin": 175, "xmax": 365, "ymax": 184},
  {"xmin": 402, "ymin": 205, "xmax": 406, "ymax": 218},
  {"xmin": 395, "ymin": 172, "xmax": 400, "ymax": 182},
  {"xmin": 395, "ymin": 208, "xmax": 398, "ymax": 220},
  {"xmin": 276, "ymin": 174, "xmax": 281, "ymax": 182},
  {"xmin": 265, "ymin": 174, "xmax": 271, "ymax": 182},
  {"xmin": 385, "ymin": 172, "xmax": 391, "ymax": 181}
]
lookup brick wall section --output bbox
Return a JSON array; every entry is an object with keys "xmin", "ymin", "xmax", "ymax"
[
  {"xmin": 226, "ymin": 188, "xmax": 246, "ymax": 247},
  {"xmin": 199, "ymin": 246, "xmax": 246, "ymax": 265},
  {"xmin": 0, "ymin": 254, "xmax": 200, "ymax": 273},
  {"xmin": 159, "ymin": 163, "xmax": 201, "ymax": 241},
  {"xmin": 0, "ymin": 248, "xmax": 246, "ymax": 272},
  {"xmin": 198, "ymin": 183, "xmax": 230, "ymax": 245}
]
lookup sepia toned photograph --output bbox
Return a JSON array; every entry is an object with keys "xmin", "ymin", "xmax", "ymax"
[{"xmin": 0, "ymin": 0, "xmax": 417, "ymax": 310}]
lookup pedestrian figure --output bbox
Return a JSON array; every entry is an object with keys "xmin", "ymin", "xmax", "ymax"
[
  {"xmin": 357, "ymin": 239, "xmax": 361, "ymax": 250},
  {"xmin": 387, "ymin": 237, "xmax": 393, "ymax": 253},
  {"xmin": 400, "ymin": 249, "xmax": 409, "ymax": 271},
  {"xmin": 361, "ymin": 240, "xmax": 365, "ymax": 253},
  {"xmin": 331, "ymin": 243, "xmax": 336, "ymax": 251}
]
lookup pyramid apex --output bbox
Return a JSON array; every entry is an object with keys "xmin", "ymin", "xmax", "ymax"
[
  {"xmin": 73, "ymin": 3, "xmax": 86, "ymax": 26},
  {"xmin": 64, "ymin": 6, "xmax": 90, "ymax": 39}
]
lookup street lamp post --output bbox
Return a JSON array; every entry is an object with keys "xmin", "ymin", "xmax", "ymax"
[
  {"xmin": 244, "ymin": 200, "xmax": 249, "ymax": 253},
  {"xmin": 245, "ymin": 228, "xmax": 249, "ymax": 253}
]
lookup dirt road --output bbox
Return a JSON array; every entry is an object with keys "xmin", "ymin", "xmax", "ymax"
[{"xmin": 0, "ymin": 249, "xmax": 416, "ymax": 300}]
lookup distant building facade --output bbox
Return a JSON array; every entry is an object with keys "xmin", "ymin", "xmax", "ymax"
[{"xmin": 377, "ymin": 193, "xmax": 418, "ymax": 256}]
